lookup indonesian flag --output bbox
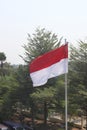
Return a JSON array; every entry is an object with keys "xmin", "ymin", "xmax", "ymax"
[{"xmin": 30, "ymin": 43, "xmax": 68, "ymax": 87}]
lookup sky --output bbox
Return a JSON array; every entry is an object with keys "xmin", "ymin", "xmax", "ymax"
[{"xmin": 0, "ymin": 0, "xmax": 87, "ymax": 64}]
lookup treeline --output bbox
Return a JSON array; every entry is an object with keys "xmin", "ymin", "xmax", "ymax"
[{"xmin": 0, "ymin": 28, "xmax": 87, "ymax": 129}]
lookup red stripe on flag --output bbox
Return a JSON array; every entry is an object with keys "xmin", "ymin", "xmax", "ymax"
[{"xmin": 30, "ymin": 44, "xmax": 68, "ymax": 73}]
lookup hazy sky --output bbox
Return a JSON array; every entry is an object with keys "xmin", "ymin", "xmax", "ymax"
[{"xmin": 0, "ymin": 0, "xmax": 87, "ymax": 64}]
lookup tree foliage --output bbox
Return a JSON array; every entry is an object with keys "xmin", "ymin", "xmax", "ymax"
[
  {"xmin": 0, "ymin": 52, "xmax": 6, "ymax": 68},
  {"xmin": 69, "ymin": 41, "xmax": 87, "ymax": 119},
  {"xmin": 22, "ymin": 27, "xmax": 62, "ymax": 63},
  {"xmin": 21, "ymin": 27, "xmax": 63, "ymax": 124}
]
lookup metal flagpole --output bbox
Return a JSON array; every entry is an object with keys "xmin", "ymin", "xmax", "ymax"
[
  {"xmin": 65, "ymin": 73, "xmax": 68, "ymax": 130},
  {"xmin": 65, "ymin": 39, "xmax": 68, "ymax": 130}
]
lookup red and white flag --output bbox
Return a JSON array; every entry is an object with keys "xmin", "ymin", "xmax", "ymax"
[{"xmin": 30, "ymin": 43, "xmax": 68, "ymax": 87}]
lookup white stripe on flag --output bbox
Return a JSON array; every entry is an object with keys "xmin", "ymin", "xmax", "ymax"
[{"xmin": 30, "ymin": 58, "xmax": 68, "ymax": 87}]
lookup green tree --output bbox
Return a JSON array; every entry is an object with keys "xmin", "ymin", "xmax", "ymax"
[
  {"xmin": 0, "ymin": 52, "xmax": 6, "ymax": 68},
  {"xmin": 22, "ymin": 27, "xmax": 63, "ymax": 127},
  {"xmin": 54, "ymin": 75, "xmax": 67, "ymax": 122},
  {"xmin": 31, "ymin": 87, "xmax": 56, "ymax": 125},
  {"xmin": 0, "ymin": 74, "xmax": 19, "ymax": 120},
  {"xmin": 22, "ymin": 27, "xmax": 62, "ymax": 63},
  {"xmin": 14, "ymin": 65, "xmax": 33, "ymax": 106},
  {"xmin": 69, "ymin": 41, "xmax": 87, "ymax": 129},
  {"xmin": 2, "ymin": 65, "xmax": 33, "ymax": 121}
]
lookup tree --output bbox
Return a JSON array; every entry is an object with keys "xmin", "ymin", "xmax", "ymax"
[
  {"xmin": 22, "ymin": 27, "xmax": 62, "ymax": 63},
  {"xmin": 69, "ymin": 41, "xmax": 87, "ymax": 129},
  {"xmin": 6, "ymin": 65, "xmax": 34, "ymax": 122},
  {"xmin": 0, "ymin": 64, "xmax": 33, "ymax": 121},
  {"xmin": 22, "ymin": 27, "xmax": 63, "ymax": 127},
  {"xmin": 54, "ymin": 75, "xmax": 67, "ymax": 122},
  {"xmin": 31, "ymin": 87, "xmax": 56, "ymax": 125},
  {"xmin": 0, "ymin": 52, "xmax": 6, "ymax": 68},
  {"xmin": 0, "ymin": 74, "xmax": 19, "ymax": 120},
  {"xmin": 14, "ymin": 65, "xmax": 33, "ymax": 106}
]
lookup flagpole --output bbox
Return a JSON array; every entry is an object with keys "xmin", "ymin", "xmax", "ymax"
[
  {"xmin": 65, "ymin": 39, "xmax": 68, "ymax": 130},
  {"xmin": 65, "ymin": 73, "xmax": 68, "ymax": 130}
]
